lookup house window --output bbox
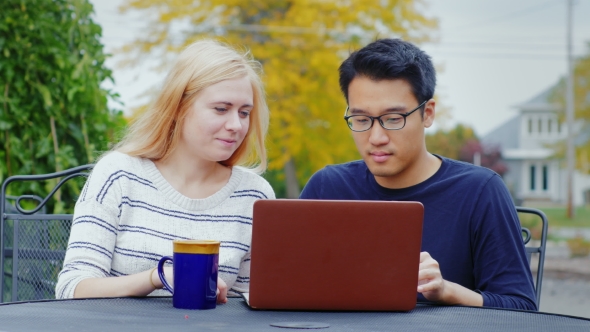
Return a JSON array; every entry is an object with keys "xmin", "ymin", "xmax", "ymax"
[
  {"xmin": 538, "ymin": 119, "xmax": 542, "ymax": 133},
  {"xmin": 542, "ymin": 165, "xmax": 548, "ymax": 190},
  {"xmin": 558, "ymin": 121, "xmax": 561, "ymax": 133},
  {"xmin": 528, "ymin": 118, "xmax": 533, "ymax": 134},
  {"xmin": 530, "ymin": 165, "xmax": 536, "ymax": 191},
  {"xmin": 548, "ymin": 119, "xmax": 552, "ymax": 134}
]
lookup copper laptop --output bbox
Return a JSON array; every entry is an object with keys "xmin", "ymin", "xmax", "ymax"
[{"xmin": 245, "ymin": 199, "xmax": 424, "ymax": 311}]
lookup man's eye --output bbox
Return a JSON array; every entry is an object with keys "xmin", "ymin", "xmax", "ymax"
[
  {"xmin": 383, "ymin": 115, "xmax": 403, "ymax": 123},
  {"xmin": 354, "ymin": 117, "xmax": 369, "ymax": 124}
]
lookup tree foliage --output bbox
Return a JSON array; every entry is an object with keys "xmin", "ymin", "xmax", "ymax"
[
  {"xmin": 550, "ymin": 42, "xmax": 590, "ymax": 174},
  {"xmin": 458, "ymin": 139, "xmax": 507, "ymax": 176},
  {"xmin": 119, "ymin": 0, "xmax": 437, "ymax": 197},
  {"xmin": 425, "ymin": 123, "xmax": 478, "ymax": 161},
  {"xmin": 426, "ymin": 123, "xmax": 507, "ymax": 175},
  {"xmin": 0, "ymin": 0, "xmax": 126, "ymax": 211}
]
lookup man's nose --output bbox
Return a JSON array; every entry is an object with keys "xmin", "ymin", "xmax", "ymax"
[{"xmin": 368, "ymin": 121, "xmax": 390, "ymax": 146}]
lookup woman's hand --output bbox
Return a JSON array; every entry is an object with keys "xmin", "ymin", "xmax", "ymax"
[
  {"xmin": 160, "ymin": 268, "xmax": 227, "ymax": 304},
  {"xmin": 154, "ymin": 266, "xmax": 174, "ymax": 289},
  {"xmin": 216, "ymin": 277, "xmax": 228, "ymax": 304}
]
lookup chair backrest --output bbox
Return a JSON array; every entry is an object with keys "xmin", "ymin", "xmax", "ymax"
[
  {"xmin": 516, "ymin": 206, "xmax": 548, "ymax": 308},
  {"xmin": 0, "ymin": 165, "xmax": 94, "ymax": 303}
]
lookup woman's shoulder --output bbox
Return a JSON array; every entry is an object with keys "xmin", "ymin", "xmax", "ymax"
[
  {"xmin": 91, "ymin": 151, "xmax": 143, "ymax": 176},
  {"xmin": 233, "ymin": 167, "xmax": 276, "ymax": 199},
  {"xmin": 78, "ymin": 152, "xmax": 147, "ymax": 203},
  {"xmin": 91, "ymin": 151, "xmax": 144, "ymax": 185}
]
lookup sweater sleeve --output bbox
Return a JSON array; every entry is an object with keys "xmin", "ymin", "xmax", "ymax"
[
  {"xmin": 228, "ymin": 174, "xmax": 276, "ymax": 296},
  {"xmin": 471, "ymin": 174, "xmax": 538, "ymax": 311},
  {"xmin": 229, "ymin": 252, "xmax": 251, "ymax": 295},
  {"xmin": 55, "ymin": 155, "xmax": 123, "ymax": 299}
]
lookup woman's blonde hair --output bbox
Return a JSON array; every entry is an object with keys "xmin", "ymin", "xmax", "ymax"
[{"xmin": 115, "ymin": 39, "xmax": 269, "ymax": 174}]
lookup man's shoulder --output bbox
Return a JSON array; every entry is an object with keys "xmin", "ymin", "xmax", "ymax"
[
  {"xmin": 437, "ymin": 156, "xmax": 511, "ymax": 205},
  {"xmin": 439, "ymin": 156, "xmax": 498, "ymax": 182},
  {"xmin": 301, "ymin": 160, "xmax": 371, "ymax": 199},
  {"xmin": 314, "ymin": 160, "xmax": 368, "ymax": 178}
]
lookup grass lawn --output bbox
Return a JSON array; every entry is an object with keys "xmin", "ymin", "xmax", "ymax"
[
  {"xmin": 531, "ymin": 206, "xmax": 590, "ymax": 228},
  {"xmin": 517, "ymin": 206, "xmax": 590, "ymax": 257},
  {"xmin": 518, "ymin": 206, "xmax": 590, "ymax": 242}
]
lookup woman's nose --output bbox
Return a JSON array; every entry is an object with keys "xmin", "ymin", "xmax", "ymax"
[{"xmin": 225, "ymin": 111, "xmax": 243, "ymax": 131}]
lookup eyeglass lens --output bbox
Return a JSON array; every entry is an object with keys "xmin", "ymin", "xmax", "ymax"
[{"xmin": 346, "ymin": 113, "xmax": 406, "ymax": 131}]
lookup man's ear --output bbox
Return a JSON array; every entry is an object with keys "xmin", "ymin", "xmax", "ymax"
[{"xmin": 423, "ymin": 99, "xmax": 436, "ymax": 128}]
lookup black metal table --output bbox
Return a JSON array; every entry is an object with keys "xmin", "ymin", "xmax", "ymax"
[{"xmin": 0, "ymin": 297, "xmax": 589, "ymax": 331}]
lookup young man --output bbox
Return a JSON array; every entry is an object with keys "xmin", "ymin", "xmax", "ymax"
[{"xmin": 300, "ymin": 39, "xmax": 537, "ymax": 310}]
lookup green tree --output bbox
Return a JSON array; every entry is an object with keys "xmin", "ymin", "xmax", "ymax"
[
  {"xmin": 0, "ymin": 0, "xmax": 126, "ymax": 211},
  {"xmin": 550, "ymin": 42, "xmax": 590, "ymax": 174},
  {"xmin": 120, "ymin": 0, "xmax": 437, "ymax": 197},
  {"xmin": 425, "ymin": 123, "xmax": 478, "ymax": 160}
]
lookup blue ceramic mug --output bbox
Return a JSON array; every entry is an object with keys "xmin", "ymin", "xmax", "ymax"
[{"xmin": 158, "ymin": 239, "xmax": 220, "ymax": 310}]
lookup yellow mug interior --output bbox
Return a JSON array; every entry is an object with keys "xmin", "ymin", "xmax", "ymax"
[{"xmin": 173, "ymin": 239, "xmax": 220, "ymax": 254}]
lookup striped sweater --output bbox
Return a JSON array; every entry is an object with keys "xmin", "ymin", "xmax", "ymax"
[{"xmin": 55, "ymin": 151, "xmax": 275, "ymax": 299}]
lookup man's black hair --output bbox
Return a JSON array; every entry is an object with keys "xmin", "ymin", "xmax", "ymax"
[{"xmin": 339, "ymin": 39, "xmax": 436, "ymax": 104}]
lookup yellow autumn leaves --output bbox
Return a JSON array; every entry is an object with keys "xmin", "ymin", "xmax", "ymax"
[{"xmin": 120, "ymin": 0, "xmax": 438, "ymax": 194}]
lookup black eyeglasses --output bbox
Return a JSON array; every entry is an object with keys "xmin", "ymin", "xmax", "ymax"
[{"xmin": 343, "ymin": 100, "xmax": 427, "ymax": 132}]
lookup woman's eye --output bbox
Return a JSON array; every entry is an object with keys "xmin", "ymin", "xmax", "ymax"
[
  {"xmin": 214, "ymin": 107, "xmax": 227, "ymax": 113},
  {"xmin": 240, "ymin": 110, "xmax": 251, "ymax": 118}
]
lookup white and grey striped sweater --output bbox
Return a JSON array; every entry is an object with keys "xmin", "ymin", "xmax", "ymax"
[{"xmin": 55, "ymin": 151, "xmax": 275, "ymax": 299}]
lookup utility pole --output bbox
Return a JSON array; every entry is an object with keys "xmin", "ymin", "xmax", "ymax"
[
  {"xmin": 566, "ymin": 0, "xmax": 575, "ymax": 218},
  {"xmin": 473, "ymin": 151, "xmax": 481, "ymax": 167}
]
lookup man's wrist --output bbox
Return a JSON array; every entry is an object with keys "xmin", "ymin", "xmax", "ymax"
[{"xmin": 442, "ymin": 281, "xmax": 483, "ymax": 306}]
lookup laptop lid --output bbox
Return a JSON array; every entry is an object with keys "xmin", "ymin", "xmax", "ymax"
[{"xmin": 248, "ymin": 199, "xmax": 424, "ymax": 311}]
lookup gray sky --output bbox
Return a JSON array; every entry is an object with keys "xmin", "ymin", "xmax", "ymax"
[{"xmin": 91, "ymin": 0, "xmax": 590, "ymax": 137}]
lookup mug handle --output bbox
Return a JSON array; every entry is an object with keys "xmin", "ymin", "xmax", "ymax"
[{"xmin": 158, "ymin": 256, "xmax": 173, "ymax": 293}]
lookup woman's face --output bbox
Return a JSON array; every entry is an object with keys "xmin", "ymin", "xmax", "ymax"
[{"xmin": 179, "ymin": 76, "xmax": 253, "ymax": 163}]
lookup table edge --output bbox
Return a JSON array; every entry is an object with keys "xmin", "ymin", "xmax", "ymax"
[{"xmin": 1, "ymin": 297, "xmax": 589, "ymax": 322}]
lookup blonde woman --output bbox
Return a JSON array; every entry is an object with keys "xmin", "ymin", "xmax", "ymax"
[{"xmin": 55, "ymin": 40, "xmax": 275, "ymax": 303}]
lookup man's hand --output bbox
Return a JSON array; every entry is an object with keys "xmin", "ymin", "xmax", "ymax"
[
  {"xmin": 216, "ymin": 277, "xmax": 228, "ymax": 304},
  {"xmin": 417, "ymin": 251, "xmax": 447, "ymax": 301},
  {"xmin": 417, "ymin": 252, "xmax": 483, "ymax": 306}
]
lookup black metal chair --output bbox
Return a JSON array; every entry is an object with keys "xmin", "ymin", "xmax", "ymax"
[
  {"xmin": 0, "ymin": 165, "xmax": 94, "ymax": 303},
  {"xmin": 517, "ymin": 206, "xmax": 548, "ymax": 307}
]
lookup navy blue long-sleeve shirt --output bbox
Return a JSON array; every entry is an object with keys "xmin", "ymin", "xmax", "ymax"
[{"xmin": 299, "ymin": 156, "xmax": 537, "ymax": 311}]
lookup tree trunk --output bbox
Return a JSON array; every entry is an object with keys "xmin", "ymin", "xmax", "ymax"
[
  {"xmin": 4, "ymin": 130, "xmax": 10, "ymax": 176},
  {"xmin": 4, "ymin": 84, "xmax": 11, "ymax": 176},
  {"xmin": 81, "ymin": 114, "xmax": 92, "ymax": 163},
  {"xmin": 284, "ymin": 158, "xmax": 300, "ymax": 199},
  {"xmin": 29, "ymin": 138, "xmax": 34, "ymax": 174},
  {"xmin": 50, "ymin": 116, "xmax": 61, "ymax": 202}
]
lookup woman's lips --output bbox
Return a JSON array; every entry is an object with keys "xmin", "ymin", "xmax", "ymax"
[{"xmin": 217, "ymin": 138, "xmax": 237, "ymax": 147}]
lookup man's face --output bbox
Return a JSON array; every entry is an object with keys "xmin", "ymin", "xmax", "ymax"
[{"xmin": 347, "ymin": 76, "xmax": 435, "ymax": 186}]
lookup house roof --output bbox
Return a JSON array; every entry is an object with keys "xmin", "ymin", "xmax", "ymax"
[
  {"xmin": 481, "ymin": 114, "xmax": 520, "ymax": 150},
  {"xmin": 517, "ymin": 85, "xmax": 559, "ymax": 112},
  {"xmin": 482, "ymin": 83, "xmax": 564, "ymax": 151}
]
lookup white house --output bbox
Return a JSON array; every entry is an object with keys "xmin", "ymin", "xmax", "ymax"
[{"xmin": 482, "ymin": 87, "xmax": 590, "ymax": 206}]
